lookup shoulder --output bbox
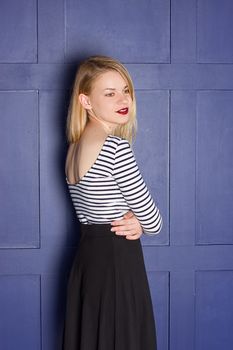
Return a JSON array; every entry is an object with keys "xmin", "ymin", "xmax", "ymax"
[
  {"xmin": 107, "ymin": 134, "xmax": 131, "ymax": 150},
  {"xmin": 106, "ymin": 135, "xmax": 135, "ymax": 161}
]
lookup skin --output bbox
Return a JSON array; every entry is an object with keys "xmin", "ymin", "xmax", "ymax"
[
  {"xmin": 79, "ymin": 70, "xmax": 143, "ymax": 240},
  {"xmin": 111, "ymin": 210, "xmax": 143, "ymax": 240}
]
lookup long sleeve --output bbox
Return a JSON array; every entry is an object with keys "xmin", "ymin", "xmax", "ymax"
[{"xmin": 113, "ymin": 139, "xmax": 163, "ymax": 235}]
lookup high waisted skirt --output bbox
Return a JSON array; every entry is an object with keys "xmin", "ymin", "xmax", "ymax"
[{"xmin": 62, "ymin": 223, "xmax": 157, "ymax": 350}]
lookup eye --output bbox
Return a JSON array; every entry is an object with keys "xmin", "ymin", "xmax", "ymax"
[
  {"xmin": 124, "ymin": 88, "xmax": 130, "ymax": 94},
  {"xmin": 105, "ymin": 92, "xmax": 115, "ymax": 97}
]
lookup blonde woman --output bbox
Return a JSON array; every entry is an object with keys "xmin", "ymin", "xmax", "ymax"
[{"xmin": 62, "ymin": 55, "xmax": 163, "ymax": 350}]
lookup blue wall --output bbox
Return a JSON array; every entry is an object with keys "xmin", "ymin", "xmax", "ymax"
[{"xmin": 0, "ymin": 0, "xmax": 233, "ymax": 349}]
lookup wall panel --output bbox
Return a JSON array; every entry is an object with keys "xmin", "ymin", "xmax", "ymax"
[
  {"xmin": 0, "ymin": 274, "xmax": 41, "ymax": 349},
  {"xmin": 196, "ymin": 91, "xmax": 233, "ymax": 244},
  {"xmin": 136, "ymin": 90, "xmax": 169, "ymax": 245},
  {"xmin": 0, "ymin": 91, "xmax": 39, "ymax": 248},
  {"xmin": 148, "ymin": 271, "xmax": 169, "ymax": 350},
  {"xmin": 0, "ymin": 0, "xmax": 37, "ymax": 63},
  {"xmin": 197, "ymin": 0, "xmax": 233, "ymax": 63},
  {"xmin": 195, "ymin": 270, "xmax": 233, "ymax": 350},
  {"xmin": 65, "ymin": 0, "xmax": 170, "ymax": 63}
]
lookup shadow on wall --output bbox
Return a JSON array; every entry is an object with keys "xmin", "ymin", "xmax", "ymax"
[{"xmin": 55, "ymin": 52, "xmax": 105, "ymax": 349}]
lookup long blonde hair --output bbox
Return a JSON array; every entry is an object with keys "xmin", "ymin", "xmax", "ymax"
[{"xmin": 66, "ymin": 55, "xmax": 137, "ymax": 145}]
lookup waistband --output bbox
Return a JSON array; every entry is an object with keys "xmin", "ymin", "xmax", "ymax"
[{"xmin": 79, "ymin": 223, "xmax": 125, "ymax": 239}]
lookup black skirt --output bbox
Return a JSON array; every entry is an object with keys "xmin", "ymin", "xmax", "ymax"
[{"xmin": 62, "ymin": 223, "xmax": 157, "ymax": 350}]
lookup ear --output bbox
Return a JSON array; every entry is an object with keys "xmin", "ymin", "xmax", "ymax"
[{"xmin": 79, "ymin": 93, "xmax": 92, "ymax": 110}]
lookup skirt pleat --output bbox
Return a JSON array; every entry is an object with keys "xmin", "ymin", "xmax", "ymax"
[{"xmin": 62, "ymin": 223, "xmax": 157, "ymax": 350}]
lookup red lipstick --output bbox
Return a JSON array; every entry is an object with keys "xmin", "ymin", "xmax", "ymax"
[{"xmin": 116, "ymin": 107, "xmax": 128, "ymax": 115}]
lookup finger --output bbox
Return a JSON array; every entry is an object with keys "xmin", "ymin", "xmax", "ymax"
[
  {"xmin": 115, "ymin": 229, "xmax": 140, "ymax": 236},
  {"xmin": 126, "ymin": 233, "xmax": 141, "ymax": 240},
  {"xmin": 112, "ymin": 224, "xmax": 135, "ymax": 233},
  {"xmin": 123, "ymin": 211, "xmax": 134, "ymax": 219},
  {"xmin": 111, "ymin": 220, "xmax": 134, "ymax": 227},
  {"xmin": 114, "ymin": 230, "xmax": 129, "ymax": 235},
  {"xmin": 115, "ymin": 218, "xmax": 133, "ymax": 225},
  {"xmin": 111, "ymin": 219, "xmax": 124, "ymax": 226}
]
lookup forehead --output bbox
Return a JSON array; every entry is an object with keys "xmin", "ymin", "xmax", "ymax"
[{"xmin": 92, "ymin": 70, "xmax": 128, "ymax": 89}]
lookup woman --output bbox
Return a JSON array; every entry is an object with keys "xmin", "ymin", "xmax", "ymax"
[{"xmin": 63, "ymin": 55, "xmax": 163, "ymax": 350}]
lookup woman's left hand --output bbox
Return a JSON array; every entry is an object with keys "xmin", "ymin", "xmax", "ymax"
[{"xmin": 110, "ymin": 211, "xmax": 143, "ymax": 240}]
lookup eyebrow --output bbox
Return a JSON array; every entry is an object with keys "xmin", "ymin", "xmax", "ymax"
[{"xmin": 104, "ymin": 85, "xmax": 128, "ymax": 91}]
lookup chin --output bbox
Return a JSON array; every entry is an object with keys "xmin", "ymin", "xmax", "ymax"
[{"xmin": 118, "ymin": 116, "xmax": 130, "ymax": 123}]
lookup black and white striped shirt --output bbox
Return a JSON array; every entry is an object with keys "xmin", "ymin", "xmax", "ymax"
[{"xmin": 66, "ymin": 135, "xmax": 162, "ymax": 235}]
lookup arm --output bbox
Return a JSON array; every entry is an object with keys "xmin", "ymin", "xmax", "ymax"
[{"xmin": 113, "ymin": 139, "xmax": 163, "ymax": 235}]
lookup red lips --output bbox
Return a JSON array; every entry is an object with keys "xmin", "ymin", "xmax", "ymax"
[{"xmin": 116, "ymin": 107, "xmax": 128, "ymax": 115}]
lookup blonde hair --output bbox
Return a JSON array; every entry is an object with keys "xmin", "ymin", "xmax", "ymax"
[{"xmin": 66, "ymin": 55, "xmax": 137, "ymax": 145}]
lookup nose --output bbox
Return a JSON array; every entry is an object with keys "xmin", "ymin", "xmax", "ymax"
[{"xmin": 117, "ymin": 91, "xmax": 129, "ymax": 104}]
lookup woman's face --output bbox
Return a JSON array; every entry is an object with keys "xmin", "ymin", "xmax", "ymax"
[{"xmin": 80, "ymin": 70, "xmax": 133, "ymax": 131}]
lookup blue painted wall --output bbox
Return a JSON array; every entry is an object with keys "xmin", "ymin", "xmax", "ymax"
[{"xmin": 0, "ymin": 0, "xmax": 233, "ymax": 349}]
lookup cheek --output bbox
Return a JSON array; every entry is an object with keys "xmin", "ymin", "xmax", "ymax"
[
  {"xmin": 128, "ymin": 97, "xmax": 133, "ymax": 106},
  {"xmin": 102, "ymin": 99, "xmax": 115, "ymax": 109},
  {"xmin": 91, "ymin": 98, "xmax": 104, "ymax": 112}
]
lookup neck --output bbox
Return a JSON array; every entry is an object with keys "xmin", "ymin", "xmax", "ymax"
[{"xmin": 87, "ymin": 113, "xmax": 116, "ymax": 135}]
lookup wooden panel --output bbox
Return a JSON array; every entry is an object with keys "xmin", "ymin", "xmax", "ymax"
[
  {"xmin": 197, "ymin": 0, "xmax": 233, "ymax": 63},
  {"xmin": 195, "ymin": 270, "xmax": 233, "ymax": 350},
  {"xmin": 0, "ymin": 0, "xmax": 37, "ymax": 62},
  {"xmin": 148, "ymin": 271, "xmax": 169, "ymax": 350},
  {"xmin": 39, "ymin": 91, "xmax": 78, "ymax": 247},
  {"xmin": 170, "ymin": 272, "xmax": 195, "ymax": 350},
  {"xmin": 38, "ymin": 0, "xmax": 65, "ymax": 63},
  {"xmin": 136, "ymin": 90, "xmax": 169, "ymax": 245},
  {"xmin": 65, "ymin": 0, "xmax": 170, "ymax": 63},
  {"xmin": 41, "ymin": 274, "xmax": 67, "ymax": 350},
  {"xmin": 171, "ymin": 0, "xmax": 196, "ymax": 63},
  {"xmin": 170, "ymin": 91, "xmax": 196, "ymax": 245},
  {"xmin": 1, "ymin": 64, "xmax": 233, "ymax": 91},
  {"xmin": 0, "ymin": 91, "xmax": 39, "ymax": 248},
  {"xmin": 196, "ymin": 91, "xmax": 233, "ymax": 244},
  {"xmin": 0, "ymin": 275, "xmax": 41, "ymax": 349}
]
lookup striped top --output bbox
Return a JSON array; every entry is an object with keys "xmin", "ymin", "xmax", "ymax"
[{"xmin": 66, "ymin": 135, "xmax": 163, "ymax": 235}]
